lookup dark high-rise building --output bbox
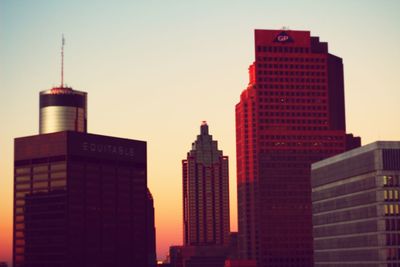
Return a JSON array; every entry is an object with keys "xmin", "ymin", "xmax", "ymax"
[
  {"xmin": 182, "ymin": 122, "xmax": 230, "ymax": 246},
  {"xmin": 312, "ymin": 141, "xmax": 400, "ymax": 267},
  {"xmin": 235, "ymin": 29, "xmax": 360, "ymax": 267},
  {"xmin": 13, "ymin": 131, "xmax": 148, "ymax": 267},
  {"xmin": 14, "ymin": 62, "xmax": 152, "ymax": 265}
]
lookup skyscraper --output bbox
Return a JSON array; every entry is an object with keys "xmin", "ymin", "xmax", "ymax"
[
  {"xmin": 13, "ymin": 41, "xmax": 153, "ymax": 265},
  {"xmin": 235, "ymin": 29, "xmax": 360, "ymax": 267},
  {"xmin": 312, "ymin": 141, "xmax": 400, "ymax": 267},
  {"xmin": 14, "ymin": 131, "xmax": 148, "ymax": 267},
  {"xmin": 183, "ymin": 122, "xmax": 230, "ymax": 246}
]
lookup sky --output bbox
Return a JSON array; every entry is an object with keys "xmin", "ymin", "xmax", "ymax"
[{"xmin": 1, "ymin": 0, "xmax": 400, "ymax": 264}]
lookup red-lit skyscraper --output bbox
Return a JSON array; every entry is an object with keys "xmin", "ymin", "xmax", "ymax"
[{"xmin": 235, "ymin": 29, "xmax": 360, "ymax": 267}]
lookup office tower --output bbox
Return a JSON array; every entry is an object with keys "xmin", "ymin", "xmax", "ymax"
[
  {"xmin": 235, "ymin": 29, "xmax": 360, "ymax": 267},
  {"xmin": 13, "ymin": 131, "xmax": 148, "ymax": 267},
  {"xmin": 147, "ymin": 189, "xmax": 157, "ymax": 267},
  {"xmin": 39, "ymin": 87, "xmax": 87, "ymax": 134},
  {"xmin": 183, "ymin": 122, "xmax": 230, "ymax": 246},
  {"xmin": 14, "ymin": 46, "xmax": 151, "ymax": 265},
  {"xmin": 312, "ymin": 141, "xmax": 400, "ymax": 267}
]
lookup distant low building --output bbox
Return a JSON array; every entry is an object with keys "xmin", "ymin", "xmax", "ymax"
[{"xmin": 169, "ymin": 245, "xmax": 229, "ymax": 267}]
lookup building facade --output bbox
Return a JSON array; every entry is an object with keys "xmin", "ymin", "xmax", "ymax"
[
  {"xmin": 312, "ymin": 141, "xmax": 400, "ymax": 267},
  {"xmin": 14, "ymin": 84, "xmax": 154, "ymax": 267},
  {"xmin": 183, "ymin": 122, "xmax": 230, "ymax": 246},
  {"xmin": 13, "ymin": 131, "xmax": 149, "ymax": 267},
  {"xmin": 235, "ymin": 29, "xmax": 360, "ymax": 267}
]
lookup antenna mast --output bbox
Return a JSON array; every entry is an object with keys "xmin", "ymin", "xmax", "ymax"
[{"xmin": 61, "ymin": 34, "xmax": 65, "ymax": 87}]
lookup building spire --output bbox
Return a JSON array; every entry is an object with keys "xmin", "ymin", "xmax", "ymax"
[
  {"xmin": 61, "ymin": 34, "xmax": 65, "ymax": 88},
  {"xmin": 200, "ymin": 121, "xmax": 209, "ymax": 135}
]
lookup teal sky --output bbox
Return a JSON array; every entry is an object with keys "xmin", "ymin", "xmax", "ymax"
[{"xmin": 1, "ymin": 0, "xmax": 400, "ymax": 263}]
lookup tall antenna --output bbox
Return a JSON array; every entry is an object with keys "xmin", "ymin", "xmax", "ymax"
[{"xmin": 61, "ymin": 34, "xmax": 65, "ymax": 87}]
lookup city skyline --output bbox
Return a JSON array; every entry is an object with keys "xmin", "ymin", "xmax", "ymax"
[{"xmin": 1, "ymin": 1, "xmax": 400, "ymax": 264}]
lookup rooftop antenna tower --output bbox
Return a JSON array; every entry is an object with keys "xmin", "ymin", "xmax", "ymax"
[{"xmin": 61, "ymin": 34, "xmax": 65, "ymax": 87}]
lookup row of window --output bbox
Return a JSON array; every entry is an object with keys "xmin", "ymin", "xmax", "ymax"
[
  {"xmin": 257, "ymin": 63, "xmax": 325, "ymax": 70},
  {"xmin": 384, "ymin": 190, "xmax": 400, "ymax": 201},
  {"xmin": 261, "ymin": 142, "xmax": 342, "ymax": 148},
  {"xmin": 386, "ymin": 233, "xmax": 400, "ymax": 246},
  {"xmin": 386, "ymin": 247, "xmax": 400, "ymax": 261},
  {"xmin": 15, "ymin": 162, "xmax": 66, "ymax": 175},
  {"xmin": 256, "ymin": 84, "xmax": 326, "ymax": 90},
  {"xmin": 261, "ymin": 118, "xmax": 327, "ymax": 125},
  {"xmin": 258, "ymin": 148, "xmax": 340, "ymax": 154},
  {"xmin": 258, "ymin": 70, "xmax": 326, "ymax": 76},
  {"xmin": 260, "ymin": 98, "xmax": 327, "ymax": 104},
  {"xmin": 384, "ymin": 204, "xmax": 400, "ymax": 216},
  {"xmin": 261, "ymin": 135, "xmax": 343, "ymax": 141},
  {"xmin": 386, "ymin": 219, "xmax": 400, "ymax": 231},
  {"xmin": 258, "ymin": 91, "xmax": 326, "ymax": 97},
  {"xmin": 258, "ymin": 56, "xmax": 325, "ymax": 63},
  {"xmin": 15, "ymin": 172, "xmax": 66, "ymax": 183},
  {"xmin": 262, "ymin": 126, "xmax": 329, "ymax": 131},
  {"xmin": 258, "ymin": 77, "xmax": 326, "ymax": 83},
  {"xmin": 260, "ymin": 112, "xmax": 327, "ymax": 118},
  {"xmin": 260, "ymin": 105, "xmax": 327, "ymax": 111},
  {"xmin": 15, "ymin": 187, "xmax": 66, "ymax": 198},
  {"xmin": 384, "ymin": 175, "xmax": 400, "ymax": 187},
  {"xmin": 257, "ymin": 46, "xmax": 310, "ymax": 54}
]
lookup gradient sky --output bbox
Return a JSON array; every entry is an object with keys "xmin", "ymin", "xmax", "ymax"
[{"xmin": 1, "ymin": 0, "xmax": 400, "ymax": 263}]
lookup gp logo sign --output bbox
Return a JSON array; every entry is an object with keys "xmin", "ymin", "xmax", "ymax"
[{"xmin": 274, "ymin": 31, "xmax": 294, "ymax": 43}]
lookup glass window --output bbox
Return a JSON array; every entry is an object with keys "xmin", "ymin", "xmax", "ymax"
[
  {"xmin": 51, "ymin": 171, "xmax": 66, "ymax": 179},
  {"xmin": 15, "ymin": 215, "xmax": 24, "ymax": 222},
  {"xmin": 51, "ymin": 162, "xmax": 66, "ymax": 171},
  {"xmin": 16, "ymin": 167, "xmax": 30, "ymax": 175},
  {"xmin": 16, "ymin": 175, "xmax": 30, "ymax": 182},
  {"xmin": 16, "ymin": 192, "xmax": 28, "ymax": 198},
  {"xmin": 15, "ymin": 231, "xmax": 24, "ymax": 238},
  {"xmin": 15, "ymin": 223, "xmax": 24, "ymax": 230},
  {"xmin": 33, "ymin": 173, "xmax": 48, "ymax": 181},
  {"xmin": 33, "ymin": 181, "xmax": 48, "ymax": 189},
  {"xmin": 15, "ymin": 239, "xmax": 25, "ymax": 246},
  {"xmin": 33, "ymin": 165, "xmax": 48, "ymax": 173},
  {"xmin": 15, "ymin": 208, "xmax": 23, "ymax": 214},
  {"xmin": 16, "ymin": 199, "xmax": 25, "ymax": 206},
  {"xmin": 51, "ymin": 179, "xmax": 66, "ymax": 187},
  {"xmin": 16, "ymin": 183, "xmax": 30, "ymax": 190}
]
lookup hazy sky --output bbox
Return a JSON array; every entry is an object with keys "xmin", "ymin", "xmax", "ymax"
[{"xmin": 1, "ymin": 0, "xmax": 400, "ymax": 263}]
